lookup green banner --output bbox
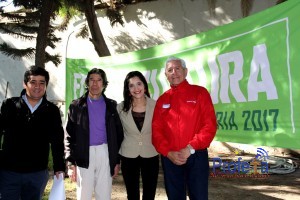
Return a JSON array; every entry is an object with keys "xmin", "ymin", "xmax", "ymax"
[{"xmin": 66, "ymin": 0, "xmax": 300, "ymax": 149}]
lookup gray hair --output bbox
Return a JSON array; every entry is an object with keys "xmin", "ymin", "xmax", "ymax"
[{"xmin": 165, "ymin": 56, "xmax": 187, "ymax": 68}]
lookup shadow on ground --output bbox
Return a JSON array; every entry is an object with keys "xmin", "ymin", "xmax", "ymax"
[{"xmin": 44, "ymin": 154, "xmax": 300, "ymax": 200}]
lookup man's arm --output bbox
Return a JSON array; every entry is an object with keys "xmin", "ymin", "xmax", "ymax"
[
  {"xmin": 152, "ymin": 100, "xmax": 170, "ymax": 156},
  {"xmin": 0, "ymin": 100, "xmax": 9, "ymax": 152},
  {"xmin": 189, "ymin": 88, "xmax": 217, "ymax": 150},
  {"xmin": 0, "ymin": 105, "xmax": 3, "ymax": 151},
  {"xmin": 50, "ymin": 105, "xmax": 66, "ymax": 174},
  {"xmin": 64, "ymin": 104, "xmax": 76, "ymax": 166}
]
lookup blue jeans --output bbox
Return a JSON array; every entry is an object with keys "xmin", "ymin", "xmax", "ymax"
[
  {"xmin": 0, "ymin": 169, "xmax": 49, "ymax": 200},
  {"xmin": 161, "ymin": 149, "xmax": 209, "ymax": 200}
]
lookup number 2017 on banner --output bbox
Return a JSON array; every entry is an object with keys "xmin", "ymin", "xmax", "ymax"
[{"xmin": 216, "ymin": 109, "xmax": 279, "ymax": 131}]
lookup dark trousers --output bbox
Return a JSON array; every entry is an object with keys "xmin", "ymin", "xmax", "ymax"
[
  {"xmin": 121, "ymin": 155, "xmax": 159, "ymax": 200},
  {"xmin": 161, "ymin": 149, "xmax": 209, "ymax": 200},
  {"xmin": 0, "ymin": 169, "xmax": 49, "ymax": 200}
]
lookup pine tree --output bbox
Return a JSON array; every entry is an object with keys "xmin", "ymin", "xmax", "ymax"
[{"xmin": 0, "ymin": 0, "xmax": 64, "ymax": 68}]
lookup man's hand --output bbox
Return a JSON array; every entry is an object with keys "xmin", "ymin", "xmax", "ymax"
[
  {"xmin": 67, "ymin": 165, "xmax": 77, "ymax": 182},
  {"xmin": 112, "ymin": 164, "xmax": 120, "ymax": 178},
  {"xmin": 167, "ymin": 151, "xmax": 187, "ymax": 165},
  {"xmin": 179, "ymin": 146, "xmax": 191, "ymax": 160},
  {"xmin": 54, "ymin": 171, "xmax": 65, "ymax": 179}
]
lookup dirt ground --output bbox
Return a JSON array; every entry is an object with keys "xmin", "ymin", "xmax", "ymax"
[
  {"xmin": 47, "ymin": 152, "xmax": 300, "ymax": 200},
  {"xmin": 110, "ymin": 155, "xmax": 300, "ymax": 200}
]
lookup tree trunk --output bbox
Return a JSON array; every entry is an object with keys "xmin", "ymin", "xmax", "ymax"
[
  {"xmin": 84, "ymin": 0, "xmax": 111, "ymax": 57},
  {"xmin": 35, "ymin": 0, "xmax": 55, "ymax": 68}
]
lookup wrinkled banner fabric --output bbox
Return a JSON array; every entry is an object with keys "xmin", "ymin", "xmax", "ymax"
[{"xmin": 66, "ymin": 0, "xmax": 300, "ymax": 149}]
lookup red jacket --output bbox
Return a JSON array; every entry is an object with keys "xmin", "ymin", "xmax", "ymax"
[{"xmin": 152, "ymin": 80, "xmax": 217, "ymax": 156}]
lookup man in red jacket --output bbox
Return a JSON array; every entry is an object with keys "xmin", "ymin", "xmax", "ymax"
[{"xmin": 152, "ymin": 56, "xmax": 217, "ymax": 200}]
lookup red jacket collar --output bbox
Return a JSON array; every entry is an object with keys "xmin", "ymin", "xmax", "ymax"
[{"xmin": 170, "ymin": 79, "xmax": 189, "ymax": 90}]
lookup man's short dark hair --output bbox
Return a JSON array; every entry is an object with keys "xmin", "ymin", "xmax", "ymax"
[{"xmin": 24, "ymin": 66, "xmax": 50, "ymax": 86}]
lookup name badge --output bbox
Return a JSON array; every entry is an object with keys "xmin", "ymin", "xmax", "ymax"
[{"xmin": 162, "ymin": 104, "xmax": 170, "ymax": 108}]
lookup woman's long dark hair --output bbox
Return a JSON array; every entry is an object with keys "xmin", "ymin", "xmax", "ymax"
[{"xmin": 122, "ymin": 71, "xmax": 150, "ymax": 112}]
